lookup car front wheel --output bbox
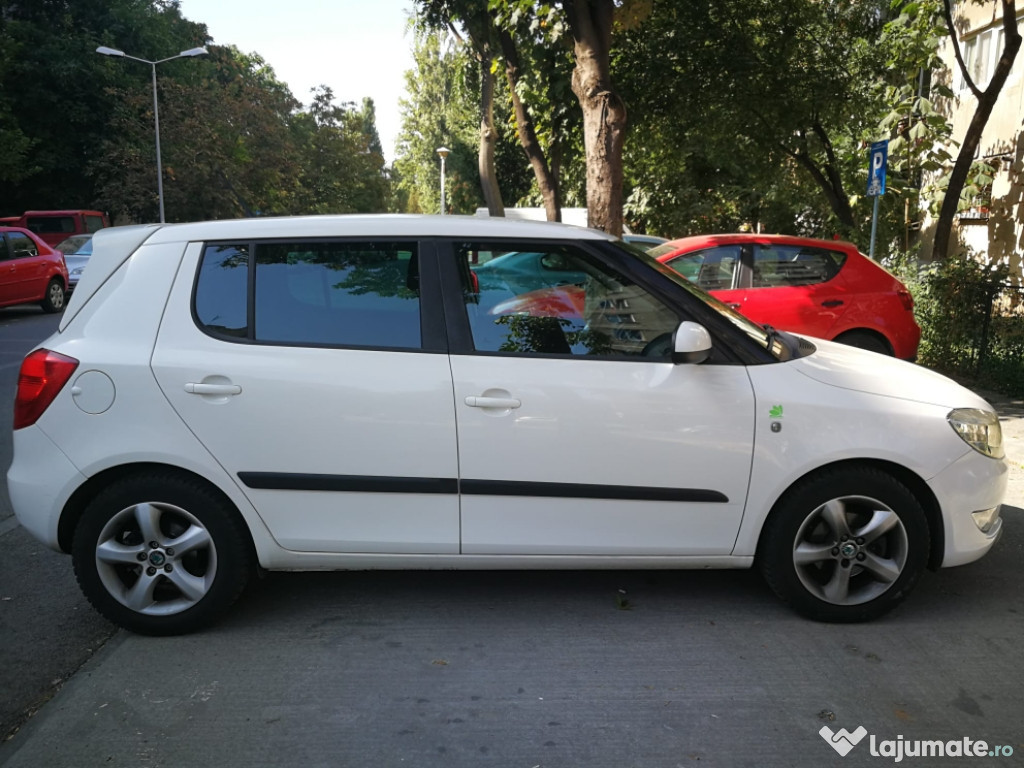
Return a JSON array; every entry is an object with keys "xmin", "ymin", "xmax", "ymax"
[
  {"xmin": 72, "ymin": 472, "xmax": 252, "ymax": 635},
  {"xmin": 759, "ymin": 467, "xmax": 929, "ymax": 622}
]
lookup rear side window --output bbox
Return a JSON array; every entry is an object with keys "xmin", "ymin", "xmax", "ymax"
[
  {"xmin": 664, "ymin": 246, "xmax": 741, "ymax": 291},
  {"xmin": 26, "ymin": 216, "xmax": 75, "ymax": 234},
  {"xmin": 751, "ymin": 245, "xmax": 845, "ymax": 287},
  {"xmin": 8, "ymin": 232, "xmax": 39, "ymax": 259},
  {"xmin": 195, "ymin": 241, "xmax": 421, "ymax": 349}
]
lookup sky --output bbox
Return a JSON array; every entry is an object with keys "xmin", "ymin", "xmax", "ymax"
[{"xmin": 176, "ymin": 0, "xmax": 417, "ymax": 164}]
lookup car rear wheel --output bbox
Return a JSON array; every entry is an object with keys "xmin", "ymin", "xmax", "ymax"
[
  {"xmin": 40, "ymin": 279, "xmax": 65, "ymax": 313},
  {"xmin": 72, "ymin": 472, "xmax": 252, "ymax": 635},
  {"xmin": 759, "ymin": 467, "xmax": 929, "ymax": 622}
]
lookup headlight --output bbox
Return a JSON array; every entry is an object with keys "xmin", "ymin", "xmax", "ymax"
[{"xmin": 947, "ymin": 408, "xmax": 1004, "ymax": 459}]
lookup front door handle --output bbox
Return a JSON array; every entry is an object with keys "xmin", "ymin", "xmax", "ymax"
[
  {"xmin": 821, "ymin": 299, "xmax": 844, "ymax": 308},
  {"xmin": 465, "ymin": 395, "xmax": 521, "ymax": 409},
  {"xmin": 185, "ymin": 382, "xmax": 242, "ymax": 396}
]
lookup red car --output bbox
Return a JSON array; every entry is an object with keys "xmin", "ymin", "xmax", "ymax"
[
  {"xmin": 648, "ymin": 234, "xmax": 921, "ymax": 360},
  {"xmin": 0, "ymin": 226, "xmax": 69, "ymax": 313}
]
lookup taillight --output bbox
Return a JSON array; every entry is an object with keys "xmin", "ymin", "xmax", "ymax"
[
  {"xmin": 13, "ymin": 349, "xmax": 79, "ymax": 429},
  {"xmin": 897, "ymin": 289, "xmax": 914, "ymax": 311}
]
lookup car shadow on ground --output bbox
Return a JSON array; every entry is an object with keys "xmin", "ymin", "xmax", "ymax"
[{"xmin": 222, "ymin": 505, "xmax": 1022, "ymax": 633}]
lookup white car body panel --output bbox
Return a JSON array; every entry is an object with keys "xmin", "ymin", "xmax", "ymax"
[{"xmin": 450, "ymin": 354, "xmax": 754, "ymax": 555}]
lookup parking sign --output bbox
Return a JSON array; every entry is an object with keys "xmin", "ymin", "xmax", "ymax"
[{"xmin": 867, "ymin": 140, "xmax": 888, "ymax": 196}]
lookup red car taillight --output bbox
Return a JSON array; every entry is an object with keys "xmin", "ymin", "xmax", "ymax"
[
  {"xmin": 13, "ymin": 349, "xmax": 79, "ymax": 429},
  {"xmin": 897, "ymin": 289, "xmax": 914, "ymax": 311}
]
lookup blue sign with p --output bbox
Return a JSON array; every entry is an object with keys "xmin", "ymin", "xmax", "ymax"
[{"xmin": 867, "ymin": 140, "xmax": 888, "ymax": 197}]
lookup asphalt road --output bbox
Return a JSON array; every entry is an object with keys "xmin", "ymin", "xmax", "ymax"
[{"xmin": 1, "ymin": 308, "xmax": 1022, "ymax": 767}]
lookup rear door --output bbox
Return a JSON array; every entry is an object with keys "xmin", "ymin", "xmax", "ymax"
[
  {"xmin": 735, "ymin": 243, "xmax": 849, "ymax": 338},
  {"xmin": 151, "ymin": 238, "xmax": 461, "ymax": 554},
  {"xmin": 2, "ymin": 232, "xmax": 46, "ymax": 303}
]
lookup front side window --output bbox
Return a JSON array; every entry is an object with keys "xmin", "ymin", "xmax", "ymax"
[
  {"xmin": 459, "ymin": 243, "xmax": 679, "ymax": 358},
  {"xmin": 751, "ymin": 245, "xmax": 844, "ymax": 288},
  {"xmin": 195, "ymin": 241, "xmax": 421, "ymax": 349},
  {"xmin": 84, "ymin": 215, "xmax": 105, "ymax": 233}
]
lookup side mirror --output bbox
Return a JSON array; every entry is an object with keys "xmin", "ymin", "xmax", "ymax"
[{"xmin": 672, "ymin": 321, "xmax": 712, "ymax": 364}]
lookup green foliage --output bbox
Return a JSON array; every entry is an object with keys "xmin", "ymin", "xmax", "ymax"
[
  {"xmin": 1, "ymin": 1, "xmax": 390, "ymax": 221},
  {"xmin": 903, "ymin": 255, "xmax": 1023, "ymax": 396},
  {"xmin": 394, "ymin": 27, "xmax": 530, "ymax": 214}
]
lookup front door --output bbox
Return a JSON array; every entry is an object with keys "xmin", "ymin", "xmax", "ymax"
[{"xmin": 446, "ymin": 240, "xmax": 756, "ymax": 556}]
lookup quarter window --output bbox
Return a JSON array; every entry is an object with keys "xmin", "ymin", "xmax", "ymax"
[
  {"xmin": 195, "ymin": 241, "xmax": 421, "ymax": 349},
  {"xmin": 459, "ymin": 243, "xmax": 679, "ymax": 358}
]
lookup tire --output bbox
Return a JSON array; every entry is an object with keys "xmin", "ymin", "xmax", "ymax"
[
  {"xmin": 40, "ymin": 278, "xmax": 66, "ymax": 313},
  {"xmin": 835, "ymin": 330, "xmax": 891, "ymax": 356},
  {"xmin": 72, "ymin": 472, "xmax": 252, "ymax": 635},
  {"xmin": 758, "ymin": 466, "xmax": 929, "ymax": 622}
]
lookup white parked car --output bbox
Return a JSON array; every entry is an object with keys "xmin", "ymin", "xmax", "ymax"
[{"xmin": 7, "ymin": 216, "xmax": 1006, "ymax": 634}]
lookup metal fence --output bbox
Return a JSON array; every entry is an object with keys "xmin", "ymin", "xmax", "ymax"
[{"xmin": 920, "ymin": 279, "xmax": 1024, "ymax": 396}]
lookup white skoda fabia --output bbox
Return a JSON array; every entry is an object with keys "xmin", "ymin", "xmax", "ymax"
[{"xmin": 7, "ymin": 216, "xmax": 1006, "ymax": 634}]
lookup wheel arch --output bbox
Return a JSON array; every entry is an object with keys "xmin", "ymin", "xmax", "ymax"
[
  {"xmin": 755, "ymin": 458, "xmax": 944, "ymax": 570},
  {"xmin": 832, "ymin": 328, "xmax": 893, "ymax": 356},
  {"xmin": 58, "ymin": 462, "xmax": 259, "ymax": 565}
]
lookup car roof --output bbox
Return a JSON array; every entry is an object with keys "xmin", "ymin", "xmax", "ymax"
[
  {"xmin": 658, "ymin": 233, "xmax": 860, "ymax": 253},
  {"xmin": 22, "ymin": 210, "xmax": 107, "ymax": 216},
  {"xmin": 142, "ymin": 214, "xmax": 617, "ymax": 246}
]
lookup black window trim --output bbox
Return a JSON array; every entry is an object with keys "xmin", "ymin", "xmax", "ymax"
[{"xmin": 191, "ymin": 237, "xmax": 449, "ymax": 354}]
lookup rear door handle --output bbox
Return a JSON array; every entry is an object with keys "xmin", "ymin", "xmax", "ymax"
[
  {"xmin": 185, "ymin": 382, "xmax": 242, "ymax": 396},
  {"xmin": 821, "ymin": 299, "xmax": 844, "ymax": 308},
  {"xmin": 465, "ymin": 395, "xmax": 521, "ymax": 409}
]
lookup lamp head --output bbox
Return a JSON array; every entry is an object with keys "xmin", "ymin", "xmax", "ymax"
[
  {"xmin": 96, "ymin": 46, "xmax": 125, "ymax": 57},
  {"xmin": 436, "ymin": 146, "xmax": 451, "ymax": 160}
]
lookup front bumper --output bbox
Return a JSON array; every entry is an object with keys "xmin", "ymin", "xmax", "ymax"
[{"xmin": 928, "ymin": 447, "xmax": 1008, "ymax": 568}]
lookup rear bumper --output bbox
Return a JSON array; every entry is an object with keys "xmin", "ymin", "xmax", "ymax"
[{"xmin": 7, "ymin": 425, "xmax": 85, "ymax": 552}]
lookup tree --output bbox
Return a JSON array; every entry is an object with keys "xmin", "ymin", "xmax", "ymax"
[
  {"xmin": 395, "ymin": 28, "xmax": 484, "ymax": 214},
  {"xmin": 415, "ymin": 0, "xmax": 505, "ymax": 215},
  {"xmin": 559, "ymin": 0, "xmax": 629, "ymax": 236},
  {"xmin": 0, "ymin": 0, "xmax": 208, "ymax": 213},
  {"xmin": 932, "ymin": 0, "xmax": 1021, "ymax": 259}
]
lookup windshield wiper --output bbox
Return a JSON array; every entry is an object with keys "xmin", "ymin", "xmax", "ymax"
[{"xmin": 762, "ymin": 324, "xmax": 782, "ymax": 348}]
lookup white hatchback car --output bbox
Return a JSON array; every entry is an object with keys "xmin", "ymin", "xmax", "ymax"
[{"xmin": 7, "ymin": 216, "xmax": 1006, "ymax": 635}]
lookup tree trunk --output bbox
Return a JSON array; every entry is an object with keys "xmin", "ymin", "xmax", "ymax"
[
  {"xmin": 933, "ymin": 0, "xmax": 1021, "ymax": 259},
  {"xmin": 562, "ymin": 0, "xmax": 627, "ymax": 236},
  {"xmin": 498, "ymin": 28, "xmax": 561, "ymax": 222},
  {"xmin": 477, "ymin": 55, "xmax": 504, "ymax": 216}
]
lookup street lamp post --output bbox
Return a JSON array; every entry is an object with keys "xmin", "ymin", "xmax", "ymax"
[
  {"xmin": 96, "ymin": 45, "xmax": 208, "ymax": 223},
  {"xmin": 436, "ymin": 147, "xmax": 450, "ymax": 215}
]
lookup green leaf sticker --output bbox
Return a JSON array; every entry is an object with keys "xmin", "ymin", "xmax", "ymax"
[{"xmin": 769, "ymin": 405, "xmax": 784, "ymax": 418}]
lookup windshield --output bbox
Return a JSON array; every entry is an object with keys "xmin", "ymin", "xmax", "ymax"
[{"xmin": 611, "ymin": 240, "xmax": 786, "ymax": 357}]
